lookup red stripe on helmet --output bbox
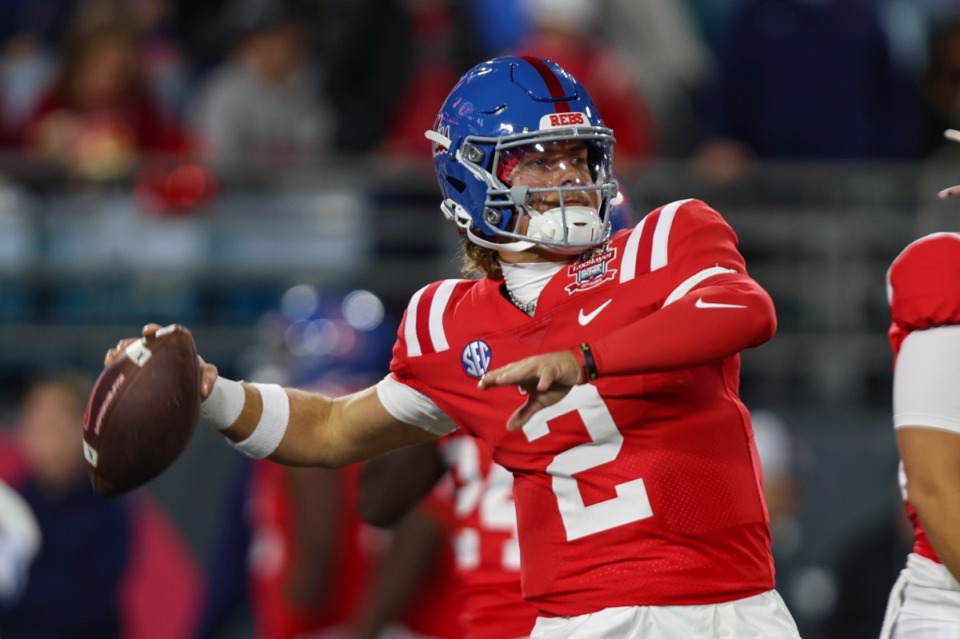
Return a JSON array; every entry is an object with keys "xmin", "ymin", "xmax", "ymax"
[{"xmin": 519, "ymin": 56, "xmax": 571, "ymax": 113}]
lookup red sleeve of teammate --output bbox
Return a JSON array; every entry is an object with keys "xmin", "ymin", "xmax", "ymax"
[
  {"xmin": 887, "ymin": 233, "xmax": 960, "ymax": 331},
  {"xmin": 587, "ymin": 200, "xmax": 777, "ymax": 376}
]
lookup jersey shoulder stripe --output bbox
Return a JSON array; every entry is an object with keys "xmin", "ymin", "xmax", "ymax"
[
  {"xmin": 404, "ymin": 279, "xmax": 465, "ymax": 358},
  {"xmin": 620, "ymin": 198, "xmax": 692, "ymax": 283}
]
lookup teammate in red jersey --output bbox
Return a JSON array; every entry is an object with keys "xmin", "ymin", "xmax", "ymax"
[
  {"xmin": 106, "ymin": 56, "xmax": 799, "ymax": 637},
  {"xmin": 879, "ymin": 129, "xmax": 960, "ymax": 639},
  {"xmin": 360, "ymin": 432, "xmax": 538, "ymax": 639},
  {"xmin": 879, "ymin": 236, "xmax": 960, "ymax": 634}
]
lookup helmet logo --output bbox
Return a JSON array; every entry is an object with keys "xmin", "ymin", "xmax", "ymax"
[
  {"xmin": 426, "ymin": 124, "xmax": 452, "ymax": 156},
  {"xmin": 540, "ymin": 112, "xmax": 586, "ymax": 129},
  {"xmin": 461, "ymin": 339, "xmax": 492, "ymax": 379}
]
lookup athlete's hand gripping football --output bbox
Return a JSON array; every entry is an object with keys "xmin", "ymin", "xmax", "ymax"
[
  {"xmin": 104, "ymin": 323, "xmax": 220, "ymax": 399},
  {"xmin": 478, "ymin": 350, "xmax": 583, "ymax": 432}
]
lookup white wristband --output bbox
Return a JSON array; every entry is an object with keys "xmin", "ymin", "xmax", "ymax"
[
  {"xmin": 231, "ymin": 383, "xmax": 290, "ymax": 459},
  {"xmin": 200, "ymin": 377, "xmax": 246, "ymax": 431}
]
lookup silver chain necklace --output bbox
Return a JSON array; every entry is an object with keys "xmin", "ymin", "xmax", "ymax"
[{"xmin": 505, "ymin": 288, "xmax": 537, "ymax": 316}]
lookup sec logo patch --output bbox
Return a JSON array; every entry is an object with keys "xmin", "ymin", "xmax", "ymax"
[{"xmin": 461, "ymin": 340, "xmax": 491, "ymax": 379}]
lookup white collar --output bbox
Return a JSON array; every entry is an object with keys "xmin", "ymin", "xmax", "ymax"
[{"xmin": 501, "ymin": 260, "xmax": 564, "ymax": 308}]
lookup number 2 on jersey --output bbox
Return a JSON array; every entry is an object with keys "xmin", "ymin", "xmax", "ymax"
[{"xmin": 523, "ymin": 384, "xmax": 654, "ymax": 540}]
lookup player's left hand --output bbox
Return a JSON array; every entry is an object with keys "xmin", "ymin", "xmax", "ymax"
[{"xmin": 478, "ymin": 350, "xmax": 582, "ymax": 431}]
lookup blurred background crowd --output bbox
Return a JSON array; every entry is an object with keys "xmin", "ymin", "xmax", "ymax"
[{"xmin": 1, "ymin": 0, "xmax": 959, "ymax": 637}]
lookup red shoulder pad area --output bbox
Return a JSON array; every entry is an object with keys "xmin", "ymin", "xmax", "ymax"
[
  {"xmin": 888, "ymin": 233, "xmax": 960, "ymax": 331},
  {"xmin": 391, "ymin": 279, "xmax": 471, "ymax": 371},
  {"xmin": 617, "ymin": 198, "xmax": 745, "ymax": 287}
]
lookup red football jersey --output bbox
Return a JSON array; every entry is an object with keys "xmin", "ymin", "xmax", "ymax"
[
  {"xmin": 438, "ymin": 430, "xmax": 538, "ymax": 638},
  {"xmin": 247, "ymin": 462, "xmax": 462, "ymax": 639},
  {"xmin": 389, "ymin": 199, "xmax": 775, "ymax": 617},
  {"xmin": 247, "ymin": 462, "xmax": 375, "ymax": 638},
  {"xmin": 397, "ymin": 497, "xmax": 464, "ymax": 639},
  {"xmin": 886, "ymin": 232, "xmax": 960, "ymax": 565}
]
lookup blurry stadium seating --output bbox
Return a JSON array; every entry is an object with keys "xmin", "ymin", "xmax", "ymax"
[{"xmin": 0, "ymin": 158, "xmax": 921, "ymax": 406}]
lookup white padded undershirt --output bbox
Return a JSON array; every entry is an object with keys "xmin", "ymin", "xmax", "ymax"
[{"xmin": 894, "ymin": 325, "xmax": 960, "ymax": 435}]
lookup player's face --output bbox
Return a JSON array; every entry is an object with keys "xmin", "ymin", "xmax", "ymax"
[{"xmin": 502, "ymin": 140, "xmax": 599, "ymax": 212}]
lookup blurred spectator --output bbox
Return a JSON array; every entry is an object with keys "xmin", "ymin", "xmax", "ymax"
[
  {"xmin": 606, "ymin": 0, "xmax": 713, "ymax": 156},
  {"xmin": 513, "ymin": 0, "xmax": 658, "ymax": 165},
  {"xmin": 21, "ymin": 16, "xmax": 193, "ymax": 181},
  {"xmin": 0, "ymin": 370, "xmax": 201, "ymax": 639},
  {"xmin": 191, "ymin": 1, "xmax": 333, "ymax": 170},
  {"xmin": 0, "ymin": 35, "xmax": 56, "ymax": 144},
  {"xmin": 67, "ymin": 0, "xmax": 191, "ymax": 116},
  {"xmin": 696, "ymin": 0, "xmax": 918, "ymax": 185},
  {"xmin": 126, "ymin": 0, "xmax": 191, "ymax": 117},
  {"xmin": 0, "ymin": 479, "xmax": 40, "ymax": 606},
  {"xmin": 0, "ymin": 371, "xmax": 133, "ymax": 639},
  {"xmin": 0, "ymin": 0, "xmax": 76, "ymax": 138},
  {"xmin": 378, "ymin": 0, "xmax": 477, "ymax": 158},
  {"xmin": 327, "ymin": 0, "xmax": 479, "ymax": 156}
]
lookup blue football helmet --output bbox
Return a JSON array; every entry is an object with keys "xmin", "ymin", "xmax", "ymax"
[
  {"xmin": 608, "ymin": 183, "xmax": 636, "ymax": 234},
  {"xmin": 425, "ymin": 56, "xmax": 618, "ymax": 254},
  {"xmin": 248, "ymin": 286, "xmax": 395, "ymax": 394}
]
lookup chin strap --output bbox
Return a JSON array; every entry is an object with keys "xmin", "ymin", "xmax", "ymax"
[{"xmin": 526, "ymin": 205, "xmax": 604, "ymax": 248}]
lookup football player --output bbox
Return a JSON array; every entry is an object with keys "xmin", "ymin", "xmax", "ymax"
[
  {"xmin": 360, "ymin": 434, "xmax": 538, "ymax": 639},
  {"xmin": 879, "ymin": 133, "xmax": 960, "ymax": 637},
  {"xmin": 356, "ymin": 196, "xmax": 638, "ymax": 639},
  {"xmin": 108, "ymin": 56, "xmax": 799, "ymax": 638}
]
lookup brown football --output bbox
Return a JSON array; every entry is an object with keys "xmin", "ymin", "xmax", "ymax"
[{"xmin": 83, "ymin": 324, "xmax": 201, "ymax": 496}]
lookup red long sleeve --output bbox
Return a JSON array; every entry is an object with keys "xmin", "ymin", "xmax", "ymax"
[{"xmin": 589, "ymin": 273, "xmax": 776, "ymax": 376}]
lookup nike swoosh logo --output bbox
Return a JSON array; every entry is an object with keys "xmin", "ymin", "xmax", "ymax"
[
  {"xmin": 695, "ymin": 297, "xmax": 747, "ymax": 309},
  {"xmin": 578, "ymin": 299, "xmax": 613, "ymax": 325}
]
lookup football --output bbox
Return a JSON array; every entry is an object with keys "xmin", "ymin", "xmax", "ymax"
[{"xmin": 83, "ymin": 324, "xmax": 201, "ymax": 496}]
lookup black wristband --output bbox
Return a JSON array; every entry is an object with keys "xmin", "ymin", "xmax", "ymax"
[{"xmin": 579, "ymin": 342, "xmax": 598, "ymax": 381}]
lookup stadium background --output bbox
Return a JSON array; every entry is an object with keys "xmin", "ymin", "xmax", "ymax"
[{"xmin": 1, "ymin": 0, "xmax": 957, "ymax": 637}]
